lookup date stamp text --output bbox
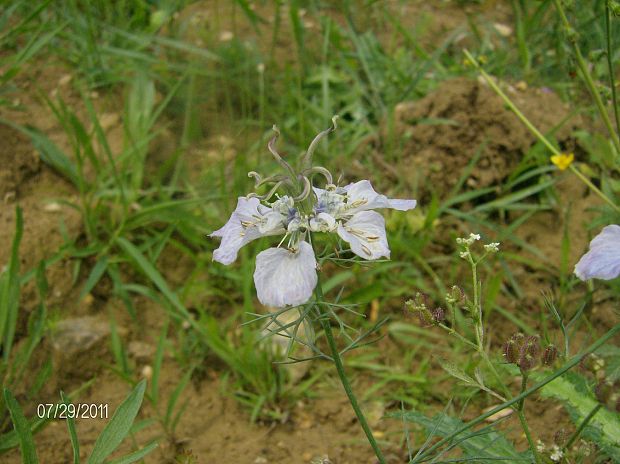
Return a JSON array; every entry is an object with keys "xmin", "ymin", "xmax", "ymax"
[{"xmin": 36, "ymin": 403, "xmax": 109, "ymax": 419}]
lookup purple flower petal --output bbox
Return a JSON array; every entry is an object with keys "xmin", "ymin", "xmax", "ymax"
[
  {"xmin": 254, "ymin": 241, "xmax": 318, "ymax": 308},
  {"xmin": 574, "ymin": 225, "xmax": 620, "ymax": 280}
]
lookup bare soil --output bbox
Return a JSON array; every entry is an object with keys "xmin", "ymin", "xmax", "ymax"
[{"xmin": 1, "ymin": 2, "xmax": 615, "ymax": 464}]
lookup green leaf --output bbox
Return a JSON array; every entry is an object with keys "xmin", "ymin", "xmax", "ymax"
[
  {"xmin": 79, "ymin": 257, "xmax": 108, "ymax": 301},
  {"xmin": 18, "ymin": 125, "xmax": 80, "ymax": 187},
  {"xmin": 115, "ymin": 238, "xmax": 188, "ymax": 317},
  {"xmin": 538, "ymin": 371, "xmax": 620, "ymax": 459},
  {"xmin": 87, "ymin": 380, "xmax": 147, "ymax": 464},
  {"xmin": 3, "ymin": 389, "xmax": 39, "ymax": 464},
  {"xmin": 61, "ymin": 391, "xmax": 80, "ymax": 464},
  {"xmin": 394, "ymin": 409, "xmax": 529, "ymax": 461},
  {"xmin": 106, "ymin": 442, "xmax": 157, "ymax": 464},
  {"xmin": 436, "ymin": 358, "xmax": 476, "ymax": 386},
  {"xmin": 0, "ymin": 205, "xmax": 23, "ymax": 361}
]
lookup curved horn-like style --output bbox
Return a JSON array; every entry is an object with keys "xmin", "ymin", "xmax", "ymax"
[
  {"xmin": 300, "ymin": 115, "xmax": 339, "ymax": 169},
  {"xmin": 268, "ymin": 125, "xmax": 298, "ymax": 181},
  {"xmin": 301, "ymin": 166, "xmax": 333, "ymax": 186},
  {"xmin": 247, "ymin": 180, "xmax": 288, "ymax": 202},
  {"xmin": 293, "ymin": 175, "xmax": 312, "ymax": 202},
  {"xmin": 248, "ymin": 172, "xmax": 290, "ymax": 189}
]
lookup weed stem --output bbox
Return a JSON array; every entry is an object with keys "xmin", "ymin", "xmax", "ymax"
[
  {"xmin": 314, "ymin": 277, "xmax": 387, "ymax": 464},
  {"xmin": 410, "ymin": 322, "xmax": 620, "ymax": 463},
  {"xmin": 463, "ymin": 49, "xmax": 620, "ymax": 215},
  {"xmin": 563, "ymin": 403, "xmax": 602, "ymax": 451},
  {"xmin": 553, "ymin": 0, "xmax": 620, "ymax": 154}
]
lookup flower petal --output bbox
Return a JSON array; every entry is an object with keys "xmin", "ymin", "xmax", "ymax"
[
  {"xmin": 337, "ymin": 211, "xmax": 390, "ymax": 260},
  {"xmin": 309, "ymin": 212, "xmax": 337, "ymax": 232},
  {"xmin": 254, "ymin": 241, "xmax": 318, "ymax": 308},
  {"xmin": 344, "ymin": 180, "xmax": 416, "ymax": 214},
  {"xmin": 574, "ymin": 225, "xmax": 620, "ymax": 280},
  {"xmin": 210, "ymin": 197, "xmax": 285, "ymax": 265}
]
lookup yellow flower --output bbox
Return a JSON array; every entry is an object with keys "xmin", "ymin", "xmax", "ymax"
[{"xmin": 550, "ymin": 152, "xmax": 574, "ymax": 170}]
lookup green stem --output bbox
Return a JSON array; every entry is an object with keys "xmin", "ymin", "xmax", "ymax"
[
  {"xmin": 563, "ymin": 403, "xmax": 602, "ymax": 451},
  {"xmin": 463, "ymin": 49, "xmax": 620, "ymax": 215},
  {"xmin": 466, "ymin": 248, "xmax": 541, "ymax": 462},
  {"xmin": 605, "ymin": 2, "xmax": 620, "ymax": 138},
  {"xmin": 438, "ymin": 323, "xmax": 479, "ymax": 350},
  {"xmin": 411, "ymin": 322, "xmax": 620, "ymax": 463},
  {"xmin": 516, "ymin": 373, "xmax": 541, "ymax": 464},
  {"xmin": 478, "ymin": 353, "xmax": 541, "ymax": 463},
  {"xmin": 553, "ymin": 0, "xmax": 620, "ymax": 154},
  {"xmin": 315, "ymin": 277, "xmax": 387, "ymax": 463}
]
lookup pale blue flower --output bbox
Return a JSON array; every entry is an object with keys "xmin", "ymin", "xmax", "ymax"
[
  {"xmin": 312, "ymin": 180, "xmax": 416, "ymax": 259},
  {"xmin": 574, "ymin": 225, "xmax": 620, "ymax": 280},
  {"xmin": 211, "ymin": 181, "xmax": 415, "ymax": 308},
  {"xmin": 253, "ymin": 241, "xmax": 318, "ymax": 308},
  {"xmin": 209, "ymin": 197, "xmax": 287, "ymax": 265}
]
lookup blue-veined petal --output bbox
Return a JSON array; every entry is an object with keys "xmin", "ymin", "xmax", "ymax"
[
  {"xmin": 343, "ymin": 180, "xmax": 416, "ymax": 214},
  {"xmin": 254, "ymin": 241, "xmax": 318, "ymax": 308},
  {"xmin": 574, "ymin": 225, "xmax": 620, "ymax": 280},
  {"xmin": 210, "ymin": 197, "xmax": 285, "ymax": 265},
  {"xmin": 337, "ymin": 210, "xmax": 390, "ymax": 260},
  {"xmin": 309, "ymin": 212, "xmax": 337, "ymax": 232}
]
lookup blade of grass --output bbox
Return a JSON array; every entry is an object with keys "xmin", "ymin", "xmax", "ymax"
[
  {"xmin": 87, "ymin": 380, "xmax": 147, "ymax": 464},
  {"xmin": 3, "ymin": 389, "xmax": 39, "ymax": 464}
]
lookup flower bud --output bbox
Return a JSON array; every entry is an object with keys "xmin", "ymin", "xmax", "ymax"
[
  {"xmin": 431, "ymin": 307, "xmax": 446, "ymax": 324},
  {"xmin": 503, "ymin": 333, "xmax": 525, "ymax": 364},
  {"xmin": 445, "ymin": 285, "xmax": 465, "ymax": 305},
  {"xmin": 595, "ymin": 381, "xmax": 612, "ymax": 404},
  {"xmin": 518, "ymin": 335, "xmax": 540, "ymax": 371},
  {"xmin": 542, "ymin": 345, "xmax": 558, "ymax": 366},
  {"xmin": 417, "ymin": 308, "xmax": 433, "ymax": 327},
  {"xmin": 553, "ymin": 429, "xmax": 568, "ymax": 447}
]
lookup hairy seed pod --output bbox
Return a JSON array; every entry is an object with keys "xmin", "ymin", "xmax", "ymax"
[
  {"xmin": 553, "ymin": 429, "xmax": 568, "ymax": 447},
  {"xmin": 503, "ymin": 333, "xmax": 525, "ymax": 364},
  {"xmin": 446, "ymin": 285, "xmax": 465, "ymax": 304},
  {"xmin": 417, "ymin": 308, "xmax": 433, "ymax": 327},
  {"xmin": 595, "ymin": 381, "xmax": 612, "ymax": 404},
  {"xmin": 414, "ymin": 292, "xmax": 429, "ymax": 311},
  {"xmin": 431, "ymin": 307, "xmax": 446, "ymax": 324},
  {"xmin": 523, "ymin": 335, "xmax": 541, "ymax": 358},
  {"xmin": 503, "ymin": 339, "xmax": 519, "ymax": 364},
  {"xmin": 542, "ymin": 345, "xmax": 558, "ymax": 366},
  {"xmin": 518, "ymin": 353, "xmax": 537, "ymax": 371}
]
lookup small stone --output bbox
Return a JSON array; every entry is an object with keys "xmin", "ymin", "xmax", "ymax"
[
  {"xmin": 129, "ymin": 341, "xmax": 155, "ymax": 362},
  {"xmin": 219, "ymin": 31, "xmax": 234, "ymax": 42},
  {"xmin": 99, "ymin": 112, "xmax": 120, "ymax": 131},
  {"xmin": 82, "ymin": 293, "xmax": 95, "ymax": 307},
  {"xmin": 44, "ymin": 202, "xmax": 62, "ymax": 212},
  {"xmin": 141, "ymin": 365, "xmax": 153, "ymax": 380},
  {"xmin": 515, "ymin": 81, "xmax": 528, "ymax": 91},
  {"xmin": 52, "ymin": 317, "xmax": 111, "ymax": 355},
  {"xmin": 483, "ymin": 406, "xmax": 513, "ymax": 422},
  {"xmin": 299, "ymin": 419, "xmax": 313, "ymax": 430},
  {"xmin": 493, "ymin": 23, "xmax": 513, "ymax": 37},
  {"xmin": 302, "ymin": 452, "xmax": 312, "ymax": 462},
  {"xmin": 3, "ymin": 191, "xmax": 16, "ymax": 203},
  {"xmin": 254, "ymin": 457, "xmax": 268, "ymax": 464},
  {"xmin": 58, "ymin": 74, "xmax": 73, "ymax": 87}
]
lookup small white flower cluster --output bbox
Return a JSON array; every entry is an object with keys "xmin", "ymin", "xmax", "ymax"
[
  {"xmin": 484, "ymin": 242, "xmax": 500, "ymax": 253},
  {"xmin": 457, "ymin": 233, "xmax": 500, "ymax": 260},
  {"xmin": 549, "ymin": 444, "xmax": 564, "ymax": 462},
  {"xmin": 456, "ymin": 233, "xmax": 481, "ymax": 246}
]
